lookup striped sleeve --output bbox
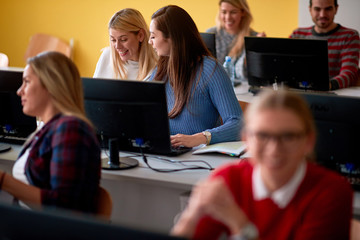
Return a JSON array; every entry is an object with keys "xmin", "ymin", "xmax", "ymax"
[
  {"xmin": 205, "ymin": 60, "xmax": 242, "ymax": 144},
  {"xmin": 328, "ymin": 27, "xmax": 360, "ymax": 89}
]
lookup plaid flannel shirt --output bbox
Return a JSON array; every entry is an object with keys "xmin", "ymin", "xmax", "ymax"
[{"xmin": 19, "ymin": 114, "xmax": 101, "ymax": 213}]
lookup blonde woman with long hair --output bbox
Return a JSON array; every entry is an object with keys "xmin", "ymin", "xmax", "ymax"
[
  {"xmin": 0, "ymin": 51, "xmax": 101, "ymax": 213},
  {"xmin": 207, "ymin": 0, "xmax": 265, "ymax": 83},
  {"xmin": 94, "ymin": 8, "xmax": 157, "ymax": 80}
]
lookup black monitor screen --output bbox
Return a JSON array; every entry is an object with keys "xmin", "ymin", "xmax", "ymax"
[
  {"xmin": 0, "ymin": 69, "xmax": 37, "ymax": 140},
  {"xmin": 301, "ymin": 92, "xmax": 360, "ymax": 190},
  {"xmin": 0, "ymin": 203, "xmax": 185, "ymax": 240},
  {"xmin": 82, "ymin": 78, "xmax": 174, "ymax": 155},
  {"xmin": 245, "ymin": 37, "xmax": 329, "ymax": 91}
]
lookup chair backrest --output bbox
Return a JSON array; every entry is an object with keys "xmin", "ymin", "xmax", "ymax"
[
  {"xmin": 24, "ymin": 33, "xmax": 73, "ymax": 61},
  {"xmin": 200, "ymin": 32, "xmax": 216, "ymax": 58},
  {"xmin": 0, "ymin": 53, "xmax": 9, "ymax": 67},
  {"xmin": 97, "ymin": 186, "xmax": 113, "ymax": 221},
  {"xmin": 238, "ymin": 100, "xmax": 249, "ymax": 113}
]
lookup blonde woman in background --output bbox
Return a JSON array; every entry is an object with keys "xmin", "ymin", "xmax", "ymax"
[
  {"xmin": 94, "ymin": 8, "xmax": 157, "ymax": 80},
  {"xmin": 0, "ymin": 51, "xmax": 101, "ymax": 213},
  {"xmin": 207, "ymin": 0, "xmax": 265, "ymax": 83}
]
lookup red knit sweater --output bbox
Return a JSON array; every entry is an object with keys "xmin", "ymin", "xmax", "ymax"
[{"xmin": 193, "ymin": 160, "xmax": 353, "ymax": 240}]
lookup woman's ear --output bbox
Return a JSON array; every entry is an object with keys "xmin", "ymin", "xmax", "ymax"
[
  {"xmin": 138, "ymin": 29, "xmax": 145, "ymax": 43},
  {"xmin": 304, "ymin": 132, "xmax": 316, "ymax": 156}
]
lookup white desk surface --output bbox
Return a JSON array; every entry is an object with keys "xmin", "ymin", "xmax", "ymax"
[
  {"xmin": 0, "ymin": 66, "xmax": 24, "ymax": 72},
  {"xmin": 235, "ymin": 82, "xmax": 360, "ymax": 103},
  {"xmin": 0, "ymin": 144, "xmax": 239, "ymax": 189},
  {"xmin": 235, "ymin": 82, "xmax": 254, "ymax": 103},
  {"xmin": 1, "ymin": 143, "xmax": 360, "ymax": 231},
  {"xmin": 0, "ymin": 143, "xmax": 241, "ymax": 232},
  {"xmin": 101, "ymin": 149, "xmax": 239, "ymax": 189},
  {"xmin": 2, "ymin": 143, "xmax": 360, "ymax": 203}
]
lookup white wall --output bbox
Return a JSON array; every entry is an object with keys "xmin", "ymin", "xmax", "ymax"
[{"xmin": 298, "ymin": 0, "xmax": 360, "ymax": 33}]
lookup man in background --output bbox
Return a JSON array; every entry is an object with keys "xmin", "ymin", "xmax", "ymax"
[{"xmin": 290, "ymin": 0, "xmax": 360, "ymax": 90}]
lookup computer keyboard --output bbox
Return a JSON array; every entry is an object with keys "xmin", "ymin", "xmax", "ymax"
[
  {"xmin": 0, "ymin": 135, "xmax": 27, "ymax": 145},
  {"xmin": 169, "ymin": 146, "xmax": 192, "ymax": 156}
]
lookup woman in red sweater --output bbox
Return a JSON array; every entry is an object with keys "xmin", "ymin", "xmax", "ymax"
[{"xmin": 172, "ymin": 89, "xmax": 353, "ymax": 240}]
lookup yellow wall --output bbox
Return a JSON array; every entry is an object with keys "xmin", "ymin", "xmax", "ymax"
[{"xmin": 0, "ymin": 0, "xmax": 298, "ymax": 77}]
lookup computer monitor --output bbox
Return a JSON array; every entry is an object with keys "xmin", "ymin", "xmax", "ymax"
[
  {"xmin": 82, "ymin": 78, "xmax": 184, "ymax": 168},
  {"xmin": 0, "ymin": 203, "xmax": 185, "ymax": 240},
  {"xmin": 245, "ymin": 37, "xmax": 329, "ymax": 91},
  {"xmin": 301, "ymin": 92, "xmax": 360, "ymax": 190},
  {"xmin": 200, "ymin": 32, "xmax": 217, "ymax": 58},
  {"xmin": 0, "ymin": 69, "xmax": 37, "ymax": 152}
]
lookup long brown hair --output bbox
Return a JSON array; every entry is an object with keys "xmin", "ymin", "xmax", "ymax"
[{"xmin": 151, "ymin": 5, "xmax": 211, "ymax": 118}]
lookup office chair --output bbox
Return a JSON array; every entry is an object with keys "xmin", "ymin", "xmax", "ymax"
[
  {"xmin": 200, "ymin": 32, "xmax": 216, "ymax": 58},
  {"xmin": 24, "ymin": 33, "xmax": 74, "ymax": 61},
  {"xmin": 238, "ymin": 100, "xmax": 249, "ymax": 113},
  {"xmin": 97, "ymin": 186, "xmax": 113, "ymax": 221},
  {"xmin": 0, "ymin": 53, "xmax": 9, "ymax": 67}
]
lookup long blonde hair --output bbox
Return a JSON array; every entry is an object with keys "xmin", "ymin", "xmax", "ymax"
[
  {"xmin": 109, "ymin": 8, "xmax": 157, "ymax": 80},
  {"xmin": 27, "ymin": 51, "xmax": 91, "ymax": 126},
  {"xmin": 216, "ymin": 0, "xmax": 253, "ymax": 58}
]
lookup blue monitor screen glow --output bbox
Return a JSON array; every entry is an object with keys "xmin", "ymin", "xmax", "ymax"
[
  {"xmin": 245, "ymin": 37, "xmax": 329, "ymax": 91},
  {"xmin": 0, "ymin": 69, "xmax": 37, "ymax": 142}
]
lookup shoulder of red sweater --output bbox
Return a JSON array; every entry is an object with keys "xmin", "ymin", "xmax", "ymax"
[{"xmin": 305, "ymin": 162, "xmax": 352, "ymax": 187}]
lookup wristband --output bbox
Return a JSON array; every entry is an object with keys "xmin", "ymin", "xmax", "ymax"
[{"xmin": 202, "ymin": 131, "xmax": 212, "ymax": 145}]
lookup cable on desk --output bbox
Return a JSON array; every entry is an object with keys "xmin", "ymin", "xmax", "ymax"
[
  {"xmin": 139, "ymin": 148, "xmax": 213, "ymax": 172},
  {"xmin": 134, "ymin": 138, "xmax": 214, "ymax": 172},
  {"xmin": 100, "ymin": 136, "xmax": 214, "ymax": 172}
]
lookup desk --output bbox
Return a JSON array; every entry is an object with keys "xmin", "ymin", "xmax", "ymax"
[
  {"xmin": 234, "ymin": 82, "xmax": 360, "ymax": 103},
  {"xmin": 0, "ymin": 144, "xmax": 238, "ymax": 233},
  {"xmin": 2, "ymin": 144, "xmax": 360, "ymax": 232},
  {"xmin": 235, "ymin": 82, "xmax": 254, "ymax": 104}
]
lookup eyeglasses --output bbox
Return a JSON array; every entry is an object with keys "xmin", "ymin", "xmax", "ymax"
[{"xmin": 247, "ymin": 130, "xmax": 306, "ymax": 149}]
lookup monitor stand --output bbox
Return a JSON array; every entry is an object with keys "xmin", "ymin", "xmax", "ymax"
[
  {"xmin": 101, "ymin": 138, "xmax": 138, "ymax": 170},
  {"xmin": 0, "ymin": 144, "xmax": 11, "ymax": 153}
]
